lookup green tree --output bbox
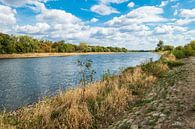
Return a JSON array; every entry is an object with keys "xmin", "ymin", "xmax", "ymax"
[
  {"xmin": 156, "ymin": 40, "xmax": 164, "ymax": 51},
  {"xmin": 175, "ymin": 46, "xmax": 183, "ymax": 50},
  {"xmin": 189, "ymin": 41, "xmax": 195, "ymax": 50},
  {"xmin": 0, "ymin": 32, "xmax": 129, "ymax": 54},
  {"xmin": 0, "ymin": 33, "xmax": 11, "ymax": 53},
  {"xmin": 184, "ymin": 45, "xmax": 194, "ymax": 56},
  {"xmin": 78, "ymin": 42, "xmax": 88, "ymax": 52},
  {"xmin": 163, "ymin": 45, "xmax": 174, "ymax": 51}
]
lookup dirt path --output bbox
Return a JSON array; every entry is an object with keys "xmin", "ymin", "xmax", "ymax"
[
  {"xmin": 182, "ymin": 57, "xmax": 195, "ymax": 128},
  {"xmin": 108, "ymin": 57, "xmax": 195, "ymax": 129}
]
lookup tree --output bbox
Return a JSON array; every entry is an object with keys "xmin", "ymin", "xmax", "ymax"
[
  {"xmin": 163, "ymin": 45, "xmax": 174, "ymax": 51},
  {"xmin": 78, "ymin": 42, "xmax": 88, "ymax": 52},
  {"xmin": 156, "ymin": 40, "xmax": 164, "ymax": 51},
  {"xmin": 0, "ymin": 32, "xmax": 129, "ymax": 54},
  {"xmin": 184, "ymin": 45, "xmax": 194, "ymax": 56},
  {"xmin": 175, "ymin": 46, "xmax": 183, "ymax": 50},
  {"xmin": 189, "ymin": 41, "xmax": 195, "ymax": 50},
  {"xmin": 0, "ymin": 33, "xmax": 11, "ymax": 53}
]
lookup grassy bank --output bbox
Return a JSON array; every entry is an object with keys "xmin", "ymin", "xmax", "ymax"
[
  {"xmin": 108, "ymin": 58, "xmax": 194, "ymax": 129},
  {"xmin": 0, "ymin": 53, "xmax": 180, "ymax": 129},
  {"xmin": 0, "ymin": 52, "xmax": 116, "ymax": 59},
  {"xmin": 156, "ymin": 40, "xmax": 195, "ymax": 59}
]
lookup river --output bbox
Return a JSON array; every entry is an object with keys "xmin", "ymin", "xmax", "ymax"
[{"xmin": 0, "ymin": 52, "xmax": 160, "ymax": 110}]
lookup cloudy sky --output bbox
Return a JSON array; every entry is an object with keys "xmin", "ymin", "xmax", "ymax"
[{"xmin": 0, "ymin": 0, "xmax": 195, "ymax": 50}]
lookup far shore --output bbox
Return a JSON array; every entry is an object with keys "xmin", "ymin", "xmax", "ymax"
[{"xmin": 0, "ymin": 52, "xmax": 118, "ymax": 59}]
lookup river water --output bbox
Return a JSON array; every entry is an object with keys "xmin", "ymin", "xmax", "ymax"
[{"xmin": 0, "ymin": 52, "xmax": 160, "ymax": 110}]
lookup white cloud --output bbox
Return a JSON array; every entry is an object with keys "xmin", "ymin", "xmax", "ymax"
[
  {"xmin": 127, "ymin": 2, "xmax": 135, "ymax": 8},
  {"xmin": 175, "ymin": 18, "xmax": 195, "ymax": 25},
  {"xmin": 154, "ymin": 25, "xmax": 187, "ymax": 34},
  {"xmin": 34, "ymin": 8, "xmax": 92, "ymax": 41},
  {"xmin": 154, "ymin": 25, "xmax": 172, "ymax": 34},
  {"xmin": 0, "ymin": 0, "xmax": 48, "ymax": 7},
  {"xmin": 174, "ymin": 9, "xmax": 178, "ymax": 16},
  {"xmin": 36, "ymin": 9, "xmax": 81, "ymax": 24},
  {"xmin": 15, "ymin": 23, "xmax": 50, "ymax": 34},
  {"xmin": 180, "ymin": 8, "xmax": 195, "ymax": 18},
  {"xmin": 100, "ymin": 0, "xmax": 128, "ymax": 4},
  {"xmin": 0, "ymin": 0, "xmax": 48, "ymax": 13},
  {"xmin": 119, "ymin": 24, "xmax": 149, "ymax": 32},
  {"xmin": 0, "ymin": 0, "xmax": 31, "ymax": 7},
  {"xmin": 0, "ymin": 5, "xmax": 16, "ymax": 25},
  {"xmin": 159, "ymin": 1, "xmax": 169, "ymax": 7},
  {"xmin": 0, "ymin": 5, "xmax": 16, "ymax": 33},
  {"xmin": 171, "ymin": 3, "xmax": 179, "ymax": 8},
  {"xmin": 106, "ymin": 6, "xmax": 167, "ymax": 26},
  {"xmin": 90, "ymin": 18, "xmax": 99, "ymax": 22},
  {"xmin": 90, "ymin": 0, "xmax": 128, "ymax": 15},
  {"xmin": 170, "ymin": 0, "xmax": 178, "ymax": 2},
  {"xmin": 174, "ymin": 8, "xmax": 195, "ymax": 26},
  {"xmin": 90, "ymin": 4, "xmax": 119, "ymax": 15}
]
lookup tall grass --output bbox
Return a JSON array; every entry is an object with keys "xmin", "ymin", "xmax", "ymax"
[{"xmin": 0, "ymin": 59, "xmax": 170, "ymax": 129}]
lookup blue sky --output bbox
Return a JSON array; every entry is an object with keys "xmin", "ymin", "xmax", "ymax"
[{"xmin": 0, "ymin": 0, "xmax": 195, "ymax": 50}]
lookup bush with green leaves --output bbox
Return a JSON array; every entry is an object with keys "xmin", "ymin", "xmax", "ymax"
[
  {"xmin": 163, "ymin": 60, "xmax": 184, "ymax": 69},
  {"xmin": 171, "ymin": 41, "xmax": 195, "ymax": 59},
  {"xmin": 141, "ymin": 61, "xmax": 169, "ymax": 77},
  {"xmin": 172, "ymin": 49, "xmax": 186, "ymax": 59}
]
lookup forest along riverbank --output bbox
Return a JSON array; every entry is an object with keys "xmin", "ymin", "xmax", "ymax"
[
  {"xmin": 0, "ymin": 53, "xmax": 186, "ymax": 129},
  {"xmin": 0, "ymin": 52, "xmax": 115, "ymax": 59}
]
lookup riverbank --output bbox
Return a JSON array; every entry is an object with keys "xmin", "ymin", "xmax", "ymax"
[
  {"xmin": 0, "ymin": 55, "xmax": 194, "ymax": 129},
  {"xmin": 109, "ymin": 57, "xmax": 195, "ymax": 129},
  {"xmin": 0, "ymin": 52, "xmax": 115, "ymax": 59}
]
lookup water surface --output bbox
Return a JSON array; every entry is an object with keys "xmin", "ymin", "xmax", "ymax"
[{"xmin": 0, "ymin": 52, "xmax": 160, "ymax": 110}]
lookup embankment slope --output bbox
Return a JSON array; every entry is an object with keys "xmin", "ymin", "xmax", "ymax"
[{"xmin": 108, "ymin": 57, "xmax": 195, "ymax": 129}]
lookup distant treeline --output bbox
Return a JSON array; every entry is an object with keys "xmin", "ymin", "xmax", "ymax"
[
  {"xmin": 155, "ymin": 40, "xmax": 195, "ymax": 58},
  {"xmin": 0, "ymin": 33, "xmax": 128, "ymax": 54}
]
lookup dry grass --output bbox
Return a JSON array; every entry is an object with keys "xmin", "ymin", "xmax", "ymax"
[
  {"xmin": 141, "ymin": 61, "xmax": 169, "ymax": 77},
  {"xmin": 160, "ymin": 52, "xmax": 176, "ymax": 61},
  {"xmin": 0, "ymin": 59, "xmax": 170, "ymax": 129}
]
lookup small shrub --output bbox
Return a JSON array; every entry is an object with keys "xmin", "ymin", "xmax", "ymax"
[
  {"xmin": 172, "ymin": 41, "xmax": 195, "ymax": 59},
  {"xmin": 141, "ymin": 61, "xmax": 169, "ymax": 77},
  {"xmin": 100, "ymin": 87, "xmax": 133, "ymax": 116},
  {"xmin": 65, "ymin": 103, "xmax": 93, "ymax": 129},
  {"xmin": 2, "ymin": 115, "xmax": 18, "ymax": 126},
  {"xmin": 160, "ymin": 53, "xmax": 176, "ymax": 62},
  {"xmin": 172, "ymin": 50, "xmax": 186, "ymax": 59},
  {"xmin": 183, "ymin": 45, "xmax": 195, "ymax": 57},
  {"xmin": 0, "ymin": 114, "xmax": 15, "ymax": 129},
  {"xmin": 102, "ymin": 70, "xmax": 112, "ymax": 81},
  {"xmin": 163, "ymin": 61, "xmax": 184, "ymax": 69}
]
